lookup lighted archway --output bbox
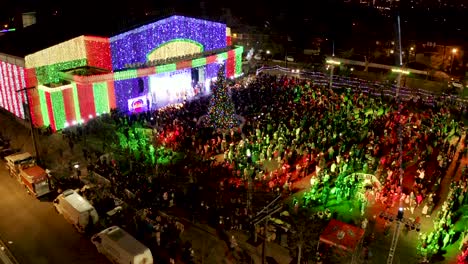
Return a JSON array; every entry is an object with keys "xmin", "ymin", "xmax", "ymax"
[{"xmin": 147, "ymin": 39, "xmax": 204, "ymax": 61}]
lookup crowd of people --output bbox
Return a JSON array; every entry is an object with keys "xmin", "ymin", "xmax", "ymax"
[
  {"xmin": 418, "ymin": 178, "xmax": 467, "ymax": 259},
  {"xmin": 62, "ymin": 70, "xmax": 467, "ymax": 263}
]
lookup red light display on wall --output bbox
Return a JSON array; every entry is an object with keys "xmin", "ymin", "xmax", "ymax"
[{"xmin": 0, "ymin": 60, "xmax": 28, "ymax": 119}]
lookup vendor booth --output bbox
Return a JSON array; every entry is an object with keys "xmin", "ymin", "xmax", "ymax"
[{"xmin": 318, "ymin": 219, "xmax": 365, "ymax": 253}]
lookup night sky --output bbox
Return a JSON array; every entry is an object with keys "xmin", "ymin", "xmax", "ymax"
[{"xmin": 0, "ymin": 0, "xmax": 466, "ymax": 50}]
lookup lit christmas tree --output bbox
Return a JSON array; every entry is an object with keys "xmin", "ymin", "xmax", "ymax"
[{"xmin": 208, "ymin": 64, "xmax": 238, "ymax": 130}]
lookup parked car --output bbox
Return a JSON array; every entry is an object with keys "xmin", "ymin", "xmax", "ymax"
[
  {"xmin": 450, "ymin": 80, "xmax": 464, "ymax": 89},
  {"xmin": 0, "ymin": 148, "xmax": 19, "ymax": 159},
  {"xmin": 0, "ymin": 138, "xmax": 10, "ymax": 150}
]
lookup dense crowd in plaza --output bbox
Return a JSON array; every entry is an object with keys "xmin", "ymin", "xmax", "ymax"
[
  {"xmin": 418, "ymin": 179, "xmax": 467, "ymax": 260},
  {"xmin": 64, "ymin": 71, "xmax": 467, "ymax": 263}
]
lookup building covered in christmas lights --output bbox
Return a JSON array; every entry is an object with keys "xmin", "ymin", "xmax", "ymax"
[{"xmin": 0, "ymin": 15, "xmax": 243, "ymax": 131}]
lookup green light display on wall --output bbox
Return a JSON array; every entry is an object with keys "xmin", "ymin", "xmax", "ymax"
[
  {"xmin": 235, "ymin": 48, "xmax": 243, "ymax": 75},
  {"xmin": 72, "ymin": 83, "xmax": 81, "ymax": 124},
  {"xmin": 156, "ymin": 63, "xmax": 177, "ymax": 73},
  {"xmin": 38, "ymin": 89, "xmax": 50, "ymax": 127},
  {"xmin": 93, "ymin": 82, "xmax": 109, "ymax": 114},
  {"xmin": 114, "ymin": 69, "xmax": 137, "ymax": 81},
  {"xmin": 50, "ymin": 91, "xmax": 66, "ymax": 131},
  {"xmin": 192, "ymin": 57, "xmax": 207, "ymax": 68},
  {"xmin": 217, "ymin": 52, "xmax": 228, "ymax": 61},
  {"xmin": 35, "ymin": 59, "xmax": 88, "ymax": 85}
]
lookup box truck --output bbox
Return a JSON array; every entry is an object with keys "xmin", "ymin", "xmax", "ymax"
[
  {"xmin": 91, "ymin": 226, "xmax": 153, "ymax": 264},
  {"xmin": 53, "ymin": 189, "xmax": 99, "ymax": 233}
]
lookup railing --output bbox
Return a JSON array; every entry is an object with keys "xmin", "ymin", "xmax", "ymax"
[{"xmin": 256, "ymin": 65, "xmax": 468, "ymax": 105}]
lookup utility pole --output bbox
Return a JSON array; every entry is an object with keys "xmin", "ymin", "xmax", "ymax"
[
  {"xmin": 251, "ymin": 195, "xmax": 283, "ymax": 264},
  {"xmin": 17, "ymin": 87, "xmax": 40, "ymax": 162},
  {"xmin": 329, "ymin": 40, "xmax": 337, "ymax": 89},
  {"xmin": 379, "ymin": 208, "xmax": 421, "ymax": 264},
  {"xmin": 395, "ymin": 14, "xmax": 403, "ymax": 97}
]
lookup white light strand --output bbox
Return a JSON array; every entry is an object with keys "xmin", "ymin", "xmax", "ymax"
[
  {"xmin": 2, "ymin": 62, "xmax": 13, "ymax": 113},
  {"xmin": 0, "ymin": 62, "xmax": 7, "ymax": 111},
  {"xmin": 147, "ymin": 41, "xmax": 203, "ymax": 61},
  {"xmin": 0, "ymin": 63, "xmax": 4, "ymax": 108},
  {"xmin": 8, "ymin": 63, "xmax": 20, "ymax": 118},
  {"xmin": 19, "ymin": 67, "xmax": 27, "ymax": 118},
  {"xmin": 25, "ymin": 36, "xmax": 87, "ymax": 68},
  {"xmin": 12, "ymin": 65, "xmax": 24, "ymax": 119},
  {"xmin": 13, "ymin": 65, "xmax": 24, "ymax": 119}
]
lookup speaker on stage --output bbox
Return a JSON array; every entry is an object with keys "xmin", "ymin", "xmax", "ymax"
[
  {"xmin": 191, "ymin": 68, "xmax": 199, "ymax": 84},
  {"xmin": 138, "ymin": 78, "xmax": 144, "ymax": 93}
]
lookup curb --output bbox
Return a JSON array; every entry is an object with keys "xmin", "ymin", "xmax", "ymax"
[{"xmin": 0, "ymin": 238, "xmax": 19, "ymax": 264}]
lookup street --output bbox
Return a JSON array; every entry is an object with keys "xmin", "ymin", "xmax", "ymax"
[{"xmin": 0, "ymin": 162, "xmax": 109, "ymax": 264}]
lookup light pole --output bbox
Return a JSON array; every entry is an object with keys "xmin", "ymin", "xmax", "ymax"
[
  {"xmin": 326, "ymin": 59, "xmax": 341, "ymax": 89},
  {"xmin": 250, "ymin": 195, "xmax": 282, "ymax": 264},
  {"xmin": 17, "ymin": 86, "xmax": 40, "ymax": 162},
  {"xmin": 450, "ymin": 48, "xmax": 457, "ymax": 75},
  {"xmin": 409, "ymin": 46, "xmax": 416, "ymax": 64},
  {"xmin": 392, "ymin": 67, "xmax": 410, "ymax": 96},
  {"xmin": 379, "ymin": 208, "xmax": 421, "ymax": 264}
]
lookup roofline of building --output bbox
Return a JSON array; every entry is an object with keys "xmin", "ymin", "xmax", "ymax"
[
  {"xmin": 110, "ymin": 14, "xmax": 226, "ymax": 42},
  {"xmin": 0, "ymin": 52, "xmax": 25, "ymax": 67}
]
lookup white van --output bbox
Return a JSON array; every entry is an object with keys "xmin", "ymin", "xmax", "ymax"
[
  {"xmin": 91, "ymin": 226, "xmax": 153, "ymax": 264},
  {"xmin": 53, "ymin": 189, "xmax": 99, "ymax": 233}
]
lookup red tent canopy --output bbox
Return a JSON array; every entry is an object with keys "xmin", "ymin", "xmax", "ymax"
[{"xmin": 319, "ymin": 219, "xmax": 365, "ymax": 252}]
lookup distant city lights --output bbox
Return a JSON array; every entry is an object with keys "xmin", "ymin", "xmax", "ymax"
[
  {"xmin": 391, "ymin": 68, "xmax": 410, "ymax": 75},
  {"xmin": 0, "ymin": 28, "xmax": 16, "ymax": 33},
  {"xmin": 326, "ymin": 59, "xmax": 341, "ymax": 65}
]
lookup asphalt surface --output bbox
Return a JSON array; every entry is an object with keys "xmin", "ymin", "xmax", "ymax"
[{"xmin": 0, "ymin": 162, "xmax": 110, "ymax": 264}]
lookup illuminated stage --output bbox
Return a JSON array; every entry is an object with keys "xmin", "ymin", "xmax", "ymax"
[{"xmin": 149, "ymin": 68, "xmax": 197, "ymax": 109}]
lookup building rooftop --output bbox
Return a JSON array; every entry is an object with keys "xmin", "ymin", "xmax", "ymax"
[
  {"xmin": 0, "ymin": 14, "xmax": 122, "ymax": 58},
  {"xmin": 0, "ymin": 13, "xmax": 219, "ymax": 59}
]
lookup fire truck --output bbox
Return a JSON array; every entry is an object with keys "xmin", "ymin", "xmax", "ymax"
[
  {"xmin": 4, "ymin": 152, "xmax": 51, "ymax": 197},
  {"xmin": 19, "ymin": 165, "xmax": 52, "ymax": 197}
]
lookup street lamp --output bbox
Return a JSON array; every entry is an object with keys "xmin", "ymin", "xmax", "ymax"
[
  {"xmin": 450, "ymin": 48, "xmax": 457, "ymax": 75},
  {"xmin": 326, "ymin": 59, "xmax": 340, "ymax": 89}
]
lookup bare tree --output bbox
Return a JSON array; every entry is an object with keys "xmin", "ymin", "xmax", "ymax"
[{"xmin": 288, "ymin": 210, "xmax": 326, "ymax": 264}]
